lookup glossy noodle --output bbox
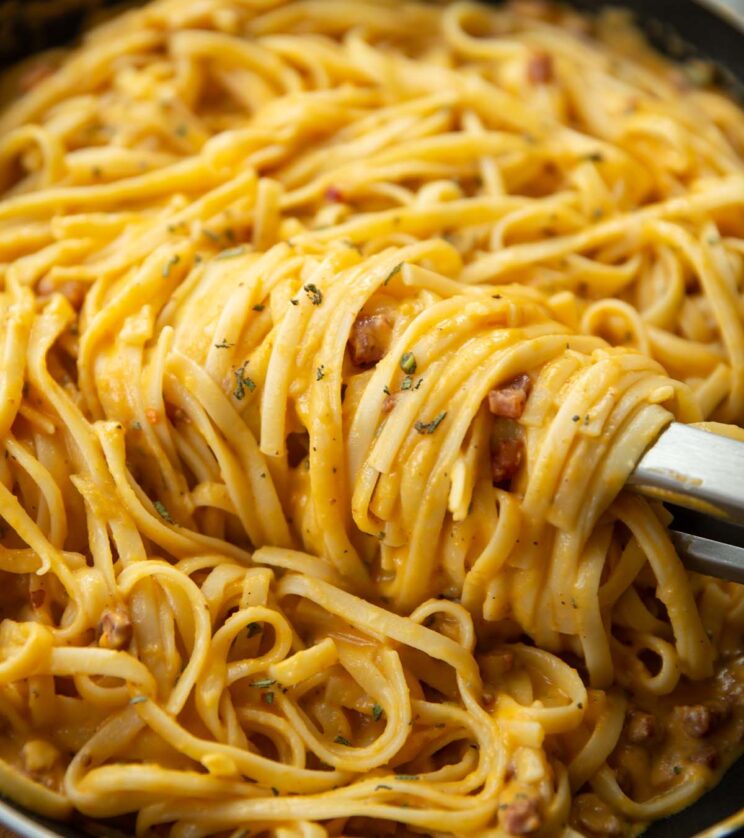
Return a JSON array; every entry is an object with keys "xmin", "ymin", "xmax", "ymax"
[{"xmin": 0, "ymin": 1, "xmax": 743, "ymax": 836}]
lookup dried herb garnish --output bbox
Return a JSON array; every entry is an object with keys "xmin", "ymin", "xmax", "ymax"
[
  {"xmin": 414, "ymin": 411, "xmax": 446, "ymax": 435},
  {"xmin": 304, "ymin": 283, "xmax": 323, "ymax": 305},
  {"xmin": 234, "ymin": 364, "xmax": 256, "ymax": 400},
  {"xmin": 153, "ymin": 501, "xmax": 173, "ymax": 524}
]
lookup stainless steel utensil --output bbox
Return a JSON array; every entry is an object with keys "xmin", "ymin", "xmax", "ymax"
[{"xmin": 628, "ymin": 423, "xmax": 744, "ymax": 582}]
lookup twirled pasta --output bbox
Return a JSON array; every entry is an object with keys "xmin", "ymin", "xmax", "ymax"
[{"xmin": 0, "ymin": 1, "xmax": 743, "ymax": 836}]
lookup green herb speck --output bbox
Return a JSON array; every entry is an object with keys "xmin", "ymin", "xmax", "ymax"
[
  {"xmin": 233, "ymin": 364, "xmax": 256, "ymax": 400},
  {"xmin": 400, "ymin": 352, "xmax": 417, "ymax": 375},
  {"xmin": 414, "ymin": 411, "xmax": 447, "ymax": 435},
  {"xmin": 153, "ymin": 501, "xmax": 173, "ymax": 524},
  {"xmin": 304, "ymin": 283, "xmax": 323, "ymax": 305}
]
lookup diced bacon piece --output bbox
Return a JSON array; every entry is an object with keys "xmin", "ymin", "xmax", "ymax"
[
  {"xmin": 527, "ymin": 52, "xmax": 554, "ymax": 84},
  {"xmin": 575, "ymin": 795, "xmax": 624, "ymax": 836},
  {"xmin": 501, "ymin": 797, "xmax": 541, "ymax": 835},
  {"xmin": 488, "ymin": 374, "xmax": 532, "ymax": 419},
  {"xmin": 29, "ymin": 587, "xmax": 45, "ymax": 609},
  {"xmin": 97, "ymin": 607, "xmax": 133, "ymax": 651},
  {"xmin": 626, "ymin": 711, "xmax": 656, "ymax": 744},
  {"xmin": 677, "ymin": 704, "xmax": 725, "ymax": 738},
  {"xmin": 348, "ymin": 314, "xmax": 392, "ymax": 367},
  {"xmin": 690, "ymin": 746, "xmax": 720, "ymax": 770},
  {"xmin": 491, "ymin": 438, "xmax": 524, "ymax": 484},
  {"xmin": 324, "ymin": 185, "xmax": 344, "ymax": 203},
  {"xmin": 382, "ymin": 394, "xmax": 398, "ymax": 414}
]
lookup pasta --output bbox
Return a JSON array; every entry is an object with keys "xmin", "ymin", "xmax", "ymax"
[{"xmin": 0, "ymin": 0, "xmax": 743, "ymax": 835}]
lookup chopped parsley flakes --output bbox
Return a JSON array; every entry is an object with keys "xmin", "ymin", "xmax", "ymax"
[
  {"xmin": 153, "ymin": 501, "xmax": 174, "ymax": 524},
  {"xmin": 304, "ymin": 283, "xmax": 323, "ymax": 305},
  {"xmin": 414, "ymin": 411, "xmax": 447, "ymax": 435},
  {"xmin": 233, "ymin": 364, "xmax": 256, "ymax": 400}
]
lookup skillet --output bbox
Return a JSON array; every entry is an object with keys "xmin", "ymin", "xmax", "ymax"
[{"xmin": 0, "ymin": 1, "xmax": 741, "ymax": 836}]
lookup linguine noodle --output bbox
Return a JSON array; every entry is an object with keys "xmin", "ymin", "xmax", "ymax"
[{"xmin": 0, "ymin": 1, "xmax": 743, "ymax": 836}]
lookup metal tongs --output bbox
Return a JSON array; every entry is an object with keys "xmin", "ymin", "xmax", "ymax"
[{"xmin": 628, "ymin": 423, "xmax": 744, "ymax": 583}]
